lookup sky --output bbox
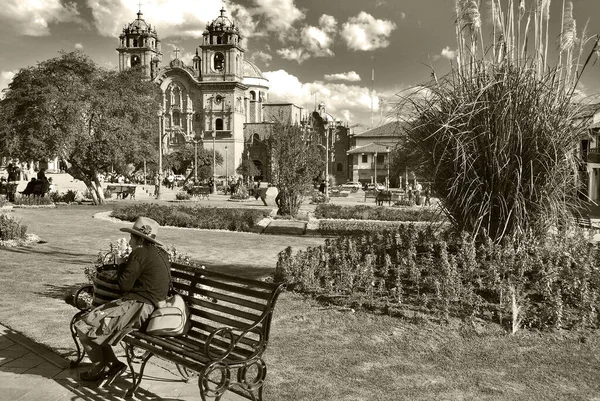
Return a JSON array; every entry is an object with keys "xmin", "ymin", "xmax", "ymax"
[{"xmin": 0, "ymin": 0, "xmax": 599, "ymax": 128}]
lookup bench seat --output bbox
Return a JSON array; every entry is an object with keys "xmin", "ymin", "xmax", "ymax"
[{"xmin": 70, "ymin": 262, "xmax": 284, "ymax": 401}]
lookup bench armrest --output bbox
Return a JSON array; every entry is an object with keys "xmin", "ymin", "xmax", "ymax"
[{"xmin": 204, "ymin": 318, "xmax": 268, "ymax": 363}]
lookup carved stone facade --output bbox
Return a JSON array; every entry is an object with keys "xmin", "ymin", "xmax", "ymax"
[{"xmin": 118, "ymin": 7, "xmax": 269, "ymax": 178}]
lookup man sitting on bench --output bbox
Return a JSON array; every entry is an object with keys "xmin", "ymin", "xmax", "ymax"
[{"xmin": 20, "ymin": 178, "xmax": 38, "ymax": 196}]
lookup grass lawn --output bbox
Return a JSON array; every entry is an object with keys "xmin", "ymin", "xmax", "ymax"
[{"xmin": 1, "ymin": 204, "xmax": 599, "ymax": 400}]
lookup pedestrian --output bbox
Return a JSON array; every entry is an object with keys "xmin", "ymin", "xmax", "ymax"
[
  {"xmin": 6, "ymin": 163, "xmax": 20, "ymax": 202},
  {"xmin": 73, "ymin": 217, "xmax": 170, "ymax": 386},
  {"xmin": 424, "ymin": 184, "xmax": 431, "ymax": 206},
  {"xmin": 407, "ymin": 184, "xmax": 413, "ymax": 205}
]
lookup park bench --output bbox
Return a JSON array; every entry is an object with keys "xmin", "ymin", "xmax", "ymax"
[
  {"xmin": 106, "ymin": 184, "xmax": 136, "ymax": 200},
  {"xmin": 69, "ymin": 262, "xmax": 284, "ymax": 401},
  {"xmin": 364, "ymin": 190, "xmax": 377, "ymax": 202},
  {"xmin": 376, "ymin": 190, "xmax": 392, "ymax": 206},
  {"xmin": 189, "ymin": 185, "xmax": 210, "ymax": 200},
  {"xmin": 571, "ymin": 214, "xmax": 599, "ymax": 232}
]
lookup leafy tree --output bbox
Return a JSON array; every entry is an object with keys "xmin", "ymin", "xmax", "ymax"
[
  {"xmin": 236, "ymin": 156, "xmax": 260, "ymax": 185},
  {"xmin": 268, "ymin": 122, "xmax": 323, "ymax": 217},
  {"xmin": 0, "ymin": 51, "xmax": 160, "ymax": 204},
  {"xmin": 163, "ymin": 143, "xmax": 222, "ymax": 182}
]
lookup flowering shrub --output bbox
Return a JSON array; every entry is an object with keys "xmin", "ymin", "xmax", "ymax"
[
  {"xmin": 276, "ymin": 226, "xmax": 600, "ymax": 332},
  {"xmin": 0, "ymin": 213, "xmax": 27, "ymax": 241},
  {"xmin": 230, "ymin": 185, "xmax": 250, "ymax": 200},
  {"xmin": 48, "ymin": 190, "xmax": 78, "ymax": 203},
  {"xmin": 84, "ymin": 237, "xmax": 197, "ymax": 284},
  {"xmin": 310, "ymin": 191, "xmax": 329, "ymax": 204},
  {"xmin": 12, "ymin": 194, "xmax": 54, "ymax": 207},
  {"xmin": 175, "ymin": 191, "xmax": 192, "ymax": 201}
]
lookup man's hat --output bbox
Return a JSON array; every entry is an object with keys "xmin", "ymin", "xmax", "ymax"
[{"xmin": 120, "ymin": 216, "xmax": 164, "ymax": 246}]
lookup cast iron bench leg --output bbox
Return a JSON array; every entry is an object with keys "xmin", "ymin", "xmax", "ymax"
[{"xmin": 124, "ymin": 343, "xmax": 154, "ymax": 398}]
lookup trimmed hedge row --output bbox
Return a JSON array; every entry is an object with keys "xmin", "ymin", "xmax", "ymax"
[
  {"xmin": 111, "ymin": 203, "xmax": 271, "ymax": 232},
  {"xmin": 317, "ymin": 219, "xmax": 438, "ymax": 236},
  {"xmin": 314, "ymin": 204, "xmax": 440, "ymax": 222}
]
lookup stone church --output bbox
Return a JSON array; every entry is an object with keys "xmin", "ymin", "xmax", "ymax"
[{"xmin": 116, "ymin": 7, "xmax": 272, "ymax": 180}]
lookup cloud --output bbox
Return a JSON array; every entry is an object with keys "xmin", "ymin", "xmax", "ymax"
[
  {"xmin": 324, "ymin": 71, "xmax": 361, "ymax": 82},
  {"xmin": 250, "ymin": 51, "xmax": 273, "ymax": 66},
  {"xmin": 75, "ymin": 43, "xmax": 84, "ymax": 49},
  {"xmin": 277, "ymin": 48, "xmax": 310, "ymax": 64},
  {"xmin": 88, "ymin": 0, "xmax": 222, "ymax": 39},
  {"xmin": 0, "ymin": 0, "xmax": 85, "ymax": 36},
  {"xmin": 250, "ymin": 0, "xmax": 305, "ymax": 39},
  {"xmin": 440, "ymin": 46, "xmax": 457, "ymax": 60},
  {"xmin": 341, "ymin": 12, "xmax": 396, "ymax": 51},
  {"xmin": 0, "ymin": 71, "xmax": 16, "ymax": 98},
  {"xmin": 263, "ymin": 69, "xmax": 380, "ymax": 123},
  {"xmin": 300, "ymin": 14, "xmax": 337, "ymax": 58}
]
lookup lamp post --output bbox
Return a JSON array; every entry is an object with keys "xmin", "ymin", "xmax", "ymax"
[
  {"xmin": 386, "ymin": 146, "xmax": 390, "ymax": 189},
  {"xmin": 225, "ymin": 145, "xmax": 228, "ymax": 187},
  {"xmin": 192, "ymin": 132, "xmax": 203, "ymax": 182},
  {"xmin": 212, "ymin": 131, "xmax": 217, "ymax": 194},
  {"xmin": 374, "ymin": 151, "xmax": 378, "ymax": 188},
  {"xmin": 156, "ymin": 106, "xmax": 164, "ymax": 200}
]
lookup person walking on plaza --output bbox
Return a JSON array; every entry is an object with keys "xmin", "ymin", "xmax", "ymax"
[
  {"xmin": 6, "ymin": 163, "xmax": 20, "ymax": 202},
  {"xmin": 424, "ymin": 184, "xmax": 431, "ymax": 206},
  {"xmin": 73, "ymin": 217, "xmax": 170, "ymax": 386}
]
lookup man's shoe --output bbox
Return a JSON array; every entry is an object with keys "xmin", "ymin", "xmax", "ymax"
[
  {"xmin": 79, "ymin": 366, "xmax": 109, "ymax": 382},
  {"xmin": 98, "ymin": 361, "xmax": 127, "ymax": 387}
]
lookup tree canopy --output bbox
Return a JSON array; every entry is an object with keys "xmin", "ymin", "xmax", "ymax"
[{"xmin": 0, "ymin": 51, "xmax": 160, "ymax": 204}]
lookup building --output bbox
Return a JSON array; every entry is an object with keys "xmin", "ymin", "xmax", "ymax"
[
  {"xmin": 117, "ymin": 7, "xmax": 269, "ymax": 179},
  {"xmin": 346, "ymin": 121, "xmax": 404, "ymax": 187},
  {"xmin": 575, "ymin": 102, "xmax": 600, "ymax": 202}
]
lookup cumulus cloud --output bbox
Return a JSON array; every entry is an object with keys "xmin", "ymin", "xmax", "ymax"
[
  {"xmin": 300, "ymin": 14, "xmax": 337, "ymax": 58},
  {"xmin": 341, "ymin": 12, "xmax": 396, "ymax": 51},
  {"xmin": 440, "ymin": 46, "xmax": 457, "ymax": 60},
  {"xmin": 263, "ymin": 69, "xmax": 379, "ymax": 123},
  {"xmin": 75, "ymin": 43, "xmax": 83, "ymax": 49},
  {"xmin": 250, "ymin": 0, "xmax": 305, "ymax": 39},
  {"xmin": 250, "ymin": 51, "xmax": 273, "ymax": 66},
  {"xmin": 0, "ymin": 0, "xmax": 85, "ymax": 36},
  {"xmin": 88, "ymin": 0, "xmax": 222, "ymax": 39},
  {"xmin": 277, "ymin": 48, "xmax": 310, "ymax": 64},
  {"xmin": 324, "ymin": 71, "xmax": 361, "ymax": 82}
]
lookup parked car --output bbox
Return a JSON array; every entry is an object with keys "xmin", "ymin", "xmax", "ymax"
[{"xmin": 341, "ymin": 181, "xmax": 361, "ymax": 191}]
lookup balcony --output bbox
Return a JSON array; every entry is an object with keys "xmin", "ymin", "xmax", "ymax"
[{"xmin": 585, "ymin": 149, "xmax": 600, "ymax": 164}]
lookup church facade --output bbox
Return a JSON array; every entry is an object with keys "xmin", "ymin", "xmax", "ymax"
[{"xmin": 117, "ymin": 7, "xmax": 270, "ymax": 180}]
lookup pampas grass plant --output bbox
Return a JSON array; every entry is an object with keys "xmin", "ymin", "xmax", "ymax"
[{"xmin": 397, "ymin": 0, "xmax": 600, "ymax": 242}]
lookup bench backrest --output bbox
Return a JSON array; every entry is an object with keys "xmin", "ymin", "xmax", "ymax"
[{"xmin": 170, "ymin": 262, "xmax": 284, "ymax": 361}]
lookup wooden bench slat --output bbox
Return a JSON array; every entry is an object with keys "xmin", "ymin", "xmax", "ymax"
[
  {"xmin": 190, "ymin": 298, "xmax": 263, "ymax": 322},
  {"xmin": 193, "ymin": 309, "xmax": 255, "ymax": 330},
  {"xmin": 183, "ymin": 287, "xmax": 268, "ymax": 311},
  {"xmin": 196, "ymin": 277, "xmax": 273, "ymax": 300}
]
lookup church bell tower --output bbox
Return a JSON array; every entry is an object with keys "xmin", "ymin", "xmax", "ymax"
[
  {"xmin": 200, "ymin": 7, "xmax": 245, "ymax": 82},
  {"xmin": 117, "ymin": 8, "xmax": 162, "ymax": 79}
]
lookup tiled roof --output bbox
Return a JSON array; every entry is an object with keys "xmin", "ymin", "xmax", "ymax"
[
  {"xmin": 352, "ymin": 121, "xmax": 409, "ymax": 138},
  {"xmin": 347, "ymin": 142, "xmax": 391, "ymax": 154}
]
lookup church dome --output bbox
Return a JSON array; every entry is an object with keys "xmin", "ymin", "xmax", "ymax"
[
  {"xmin": 128, "ymin": 11, "xmax": 150, "ymax": 31},
  {"xmin": 206, "ymin": 8, "xmax": 238, "ymax": 34},
  {"xmin": 243, "ymin": 60, "xmax": 265, "ymax": 80}
]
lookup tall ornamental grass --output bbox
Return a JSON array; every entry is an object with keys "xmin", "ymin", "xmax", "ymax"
[{"xmin": 397, "ymin": 0, "xmax": 600, "ymax": 242}]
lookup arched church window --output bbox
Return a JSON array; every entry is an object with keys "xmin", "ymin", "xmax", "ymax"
[
  {"xmin": 173, "ymin": 111, "xmax": 181, "ymax": 127},
  {"xmin": 250, "ymin": 91, "xmax": 256, "ymax": 101},
  {"xmin": 252, "ymin": 134, "xmax": 260, "ymax": 143},
  {"xmin": 214, "ymin": 52, "xmax": 224, "ymax": 71},
  {"xmin": 217, "ymin": 36, "xmax": 223, "ymax": 44},
  {"xmin": 215, "ymin": 118, "xmax": 223, "ymax": 131},
  {"xmin": 131, "ymin": 55, "xmax": 141, "ymax": 68},
  {"xmin": 337, "ymin": 163, "xmax": 343, "ymax": 172},
  {"xmin": 133, "ymin": 39, "xmax": 138, "ymax": 47}
]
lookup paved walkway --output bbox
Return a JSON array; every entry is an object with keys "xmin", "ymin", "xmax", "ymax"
[{"xmin": 0, "ymin": 323, "xmax": 248, "ymax": 401}]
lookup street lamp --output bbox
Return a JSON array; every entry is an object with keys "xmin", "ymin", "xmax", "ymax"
[
  {"xmin": 156, "ymin": 106, "xmax": 164, "ymax": 200},
  {"xmin": 212, "ymin": 131, "xmax": 217, "ymax": 194},
  {"xmin": 325, "ymin": 121, "xmax": 335, "ymax": 198},
  {"xmin": 386, "ymin": 146, "xmax": 390, "ymax": 189},
  {"xmin": 374, "ymin": 151, "xmax": 378, "ymax": 188},
  {"xmin": 225, "ymin": 145, "xmax": 228, "ymax": 187},
  {"xmin": 192, "ymin": 132, "xmax": 203, "ymax": 181}
]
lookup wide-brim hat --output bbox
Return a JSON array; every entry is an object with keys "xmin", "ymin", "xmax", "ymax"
[{"xmin": 120, "ymin": 216, "xmax": 164, "ymax": 246}]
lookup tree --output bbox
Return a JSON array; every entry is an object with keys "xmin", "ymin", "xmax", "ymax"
[
  {"xmin": 236, "ymin": 156, "xmax": 260, "ymax": 185},
  {"xmin": 268, "ymin": 123, "xmax": 323, "ymax": 217},
  {"xmin": 163, "ymin": 143, "xmax": 222, "ymax": 182},
  {"xmin": 0, "ymin": 51, "xmax": 160, "ymax": 204}
]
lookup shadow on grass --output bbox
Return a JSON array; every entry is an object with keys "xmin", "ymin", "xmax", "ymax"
[
  {"xmin": 37, "ymin": 282, "xmax": 90, "ymax": 304},
  {"xmin": 2, "ymin": 245, "xmax": 93, "ymax": 265}
]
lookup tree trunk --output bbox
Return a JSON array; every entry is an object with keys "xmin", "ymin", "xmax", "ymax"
[{"xmin": 65, "ymin": 162, "xmax": 106, "ymax": 205}]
